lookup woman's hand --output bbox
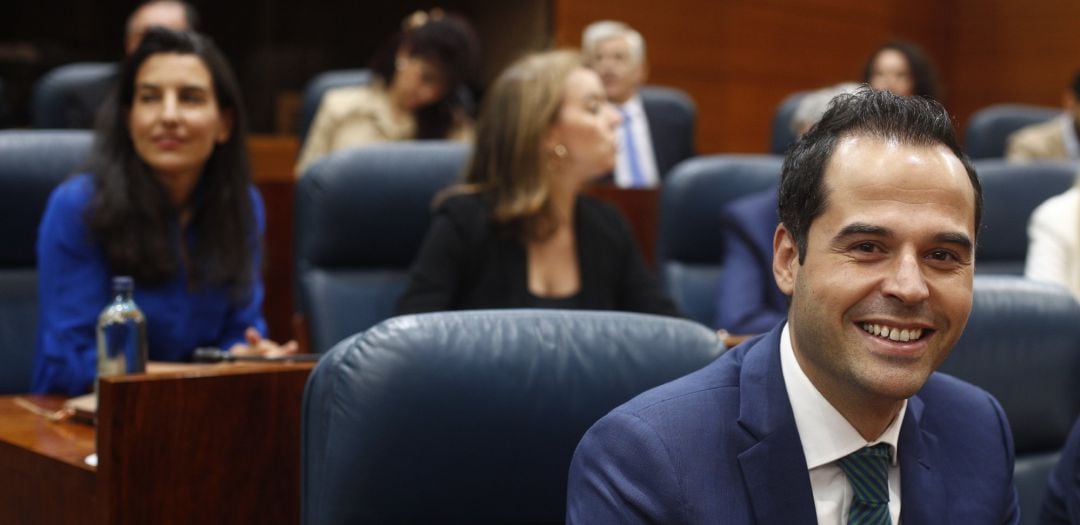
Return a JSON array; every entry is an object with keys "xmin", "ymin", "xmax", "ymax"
[{"xmin": 227, "ymin": 327, "xmax": 299, "ymax": 358}]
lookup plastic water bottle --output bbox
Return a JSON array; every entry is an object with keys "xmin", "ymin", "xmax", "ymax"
[{"xmin": 96, "ymin": 276, "xmax": 148, "ymax": 385}]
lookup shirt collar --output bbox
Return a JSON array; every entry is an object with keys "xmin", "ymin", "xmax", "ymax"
[
  {"xmin": 780, "ymin": 322, "xmax": 906, "ymax": 469},
  {"xmin": 618, "ymin": 94, "xmax": 645, "ymax": 118}
]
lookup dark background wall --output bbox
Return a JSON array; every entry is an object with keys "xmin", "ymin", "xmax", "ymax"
[
  {"xmin": 5, "ymin": 0, "xmax": 1080, "ymax": 153},
  {"xmin": 0, "ymin": 1, "xmax": 551, "ymax": 132}
]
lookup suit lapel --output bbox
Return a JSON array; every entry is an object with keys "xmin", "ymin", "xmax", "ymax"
[
  {"xmin": 897, "ymin": 394, "xmax": 947, "ymax": 523},
  {"xmin": 735, "ymin": 326, "xmax": 818, "ymax": 523},
  {"xmin": 641, "ymin": 99, "xmax": 670, "ymax": 176}
]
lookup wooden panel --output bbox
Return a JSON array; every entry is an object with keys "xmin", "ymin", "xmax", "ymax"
[
  {"xmin": 947, "ymin": 1, "xmax": 1080, "ymax": 132},
  {"xmin": 555, "ymin": 0, "xmax": 944, "ymax": 153},
  {"xmin": 95, "ymin": 363, "xmax": 314, "ymax": 524},
  {"xmin": 248, "ymin": 135, "xmax": 299, "ymax": 343},
  {"xmin": 0, "ymin": 396, "xmax": 96, "ymax": 525}
]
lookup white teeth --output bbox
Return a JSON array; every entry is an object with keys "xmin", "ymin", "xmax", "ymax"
[{"xmin": 861, "ymin": 323, "xmax": 924, "ymax": 342}]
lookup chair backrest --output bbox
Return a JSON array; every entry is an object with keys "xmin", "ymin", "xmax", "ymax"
[
  {"xmin": 638, "ymin": 85, "xmax": 697, "ymax": 177},
  {"xmin": 770, "ymin": 90, "xmax": 808, "ymax": 154},
  {"xmin": 294, "ymin": 141, "xmax": 469, "ymax": 352},
  {"xmin": 965, "ymin": 104, "xmax": 1061, "ymax": 159},
  {"xmin": 973, "ymin": 159, "xmax": 1077, "ymax": 275},
  {"xmin": 296, "ymin": 69, "xmax": 374, "ymax": 142},
  {"xmin": 939, "ymin": 275, "xmax": 1080, "ymax": 524},
  {"xmin": 31, "ymin": 62, "xmax": 117, "ymax": 129},
  {"xmin": 301, "ymin": 309, "xmax": 725, "ymax": 524},
  {"xmin": 0, "ymin": 130, "xmax": 94, "ymax": 393},
  {"xmin": 658, "ymin": 154, "xmax": 783, "ymax": 324}
]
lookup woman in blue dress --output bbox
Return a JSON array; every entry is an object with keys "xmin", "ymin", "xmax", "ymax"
[{"xmin": 32, "ymin": 28, "xmax": 295, "ymax": 395}]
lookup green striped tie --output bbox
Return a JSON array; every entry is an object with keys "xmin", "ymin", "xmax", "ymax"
[{"xmin": 838, "ymin": 444, "xmax": 892, "ymax": 525}]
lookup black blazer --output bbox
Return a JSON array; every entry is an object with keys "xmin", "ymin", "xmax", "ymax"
[
  {"xmin": 641, "ymin": 86, "xmax": 696, "ymax": 179},
  {"xmin": 395, "ymin": 192, "xmax": 678, "ymax": 316}
]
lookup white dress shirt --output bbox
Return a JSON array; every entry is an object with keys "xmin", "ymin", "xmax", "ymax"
[
  {"xmin": 1025, "ymin": 187, "xmax": 1080, "ymax": 298},
  {"xmin": 780, "ymin": 323, "xmax": 905, "ymax": 525},
  {"xmin": 614, "ymin": 95, "xmax": 660, "ymax": 188}
]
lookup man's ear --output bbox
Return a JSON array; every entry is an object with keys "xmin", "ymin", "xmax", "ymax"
[{"xmin": 773, "ymin": 223, "xmax": 798, "ymax": 296}]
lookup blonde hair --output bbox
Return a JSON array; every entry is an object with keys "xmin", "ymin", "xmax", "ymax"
[{"xmin": 452, "ymin": 49, "xmax": 583, "ymax": 240}]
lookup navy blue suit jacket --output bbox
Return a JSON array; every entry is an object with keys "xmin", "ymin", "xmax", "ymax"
[
  {"xmin": 642, "ymin": 92, "xmax": 696, "ymax": 179},
  {"xmin": 713, "ymin": 189, "xmax": 788, "ymax": 333},
  {"xmin": 1041, "ymin": 416, "xmax": 1080, "ymax": 524},
  {"xmin": 567, "ymin": 324, "xmax": 1020, "ymax": 524}
]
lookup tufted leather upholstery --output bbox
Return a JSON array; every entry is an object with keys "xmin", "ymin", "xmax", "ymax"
[
  {"xmin": 973, "ymin": 159, "xmax": 1077, "ymax": 275},
  {"xmin": 941, "ymin": 275, "xmax": 1080, "ymax": 525},
  {"xmin": 965, "ymin": 104, "xmax": 1060, "ymax": 160},
  {"xmin": 296, "ymin": 69, "xmax": 374, "ymax": 143},
  {"xmin": 30, "ymin": 62, "xmax": 117, "ymax": 129},
  {"xmin": 0, "ymin": 130, "xmax": 93, "ymax": 393},
  {"xmin": 658, "ymin": 154, "xmax": 783, "ymax": 325},
  {"xmin": 294, "ymin": 141, "xmax": 468, "ymax": 352},
  {"xmin": 769, "ymin": 90, "xmax": 808, "ymax": 154},
  {"xmin": 301, "ymin": 309, "xmax": 725, "ymax": 524}
]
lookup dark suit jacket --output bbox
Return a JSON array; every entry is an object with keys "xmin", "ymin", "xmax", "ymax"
[
  {"xmin": 567, "ymin": 323, "xmax": 1020, "ymax": 524},
  {"xmin": 641, "ymin": 87, "xmax": 696, "ymax": 179},
  {"xmin": 1040, "ymin": 417, "xmax": 1080, "ymax": 524},
  {"xmin": 713, "ymin": 189, "xmax": 788, "ymax": 333},
  {"xmin": 394, "ymin": 192, "xmax": 678, "ymax": 316}
]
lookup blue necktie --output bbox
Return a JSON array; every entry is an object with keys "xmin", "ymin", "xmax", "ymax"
[
  {"xmin": 620, "ymin": 108, "xmax": 645, "ymax": 188},
  {"xmin": 838, "ymin": 443, "xmax": 892, "ymax": 525}
]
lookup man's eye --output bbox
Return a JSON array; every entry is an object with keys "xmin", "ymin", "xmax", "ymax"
[
  {"xmin": 928, "ymin": 250, "xmax": 955, "ymax": 261},
  {"xmin": 855, "ymin": 242, "xmax": 877, "ymax": 252}
]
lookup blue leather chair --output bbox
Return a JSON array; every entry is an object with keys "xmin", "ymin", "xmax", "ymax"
[
  {"xmin": 31, "ymin": 62, "xmax": 117, "ymax": 129},
  {"xmin": 0, "ymin": 130, "xmax": 93, "ymax": 393},
  {"xmin": 301, "ymin": 309, "xmax": 724, "ymax": 524},
  {"xmin": 296, "ymin": 69, "xmax": 374, "ymax": 143},
  {"xmin": 639, "ymin": 85, "xmax": 697, "ymax": 179},
  {"xmin": 973, "ymin": 160, "xmax": 1077, "ymax": 275},
  {"xmin": 294, "ymin": 141, "xmax": 469, "ymax": 352},
  {"xmin": 770, "ymin": 90, "xmax": 808, "ymax": 154},
  {"xmin": 658, "ymin": 154, "xmax": 783, "ymax": 325},
  {"xmin": 940, "ymin": 276, "xmax": 1080, "ymax": 525},
  {"xmin": 965, "ymin": 104, "xmax": 1060, "ymax": 159}
]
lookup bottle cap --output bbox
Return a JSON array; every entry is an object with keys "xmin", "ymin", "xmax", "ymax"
[{"xmin": 112, "ymin": 276, "xmax": 134, "ymax": 293}]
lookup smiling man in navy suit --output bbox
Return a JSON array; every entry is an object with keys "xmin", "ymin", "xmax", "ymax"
[{"xmin": 567, "ymin": 88, "xmax": 1020, "ymax": 524}]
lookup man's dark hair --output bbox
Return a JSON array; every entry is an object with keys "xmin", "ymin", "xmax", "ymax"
[
  {"xmin": 778, "ymin": 86, "xmax": 981, "ymax": 263},
  {"xmin": 862, "ymin": 40, "xmax": 940, "ymax": 101},
  {"xmin": 1071, "ymin": 70, "xmax": 1080, "ymax": 98}
]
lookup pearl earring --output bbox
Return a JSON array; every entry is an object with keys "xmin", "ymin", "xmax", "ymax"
[{"xmin": 553, "ymin": 144, "xmax": 568, "ymax": 158}]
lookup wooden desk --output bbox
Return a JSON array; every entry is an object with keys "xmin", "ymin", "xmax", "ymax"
[{"xmin": 0, "ymin": 362, "xmax": 314, "ymax": 524}]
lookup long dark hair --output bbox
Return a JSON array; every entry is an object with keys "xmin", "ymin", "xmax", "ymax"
[
  {"xmin": 862, "ymin": 40, "xmax": 941, "ymax": 101},
  {"xmin": 87, "ymin": 27, "xmax": 255, "ymax": 298},
  {"xmin": 369, "ymin": 9, "xmax": 480, "ymax": 139}
]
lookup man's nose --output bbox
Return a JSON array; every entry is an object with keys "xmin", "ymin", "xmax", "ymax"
[{"xmin": 882, "ymin": 251, "xmax": 930, "ymax": 304}]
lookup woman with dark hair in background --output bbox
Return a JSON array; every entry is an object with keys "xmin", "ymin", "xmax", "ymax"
[
  {"xmin": 862, "ymin": 40, "xmax": 941, "ymax": 100},
  {"xmin": 32, "ymin": 28, "xmax": 295, "ymax": 395},
  {"xmin": 295, "ymin": 9, "xmax": 480, "ymax": 174},
  {"xmin": 395, "ymin": 50, "xmax": 677, "ymax": 316}
]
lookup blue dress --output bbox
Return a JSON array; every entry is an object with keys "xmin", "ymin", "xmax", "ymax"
[{"xmin": 31, "ymin": 174, "xmax": 267, "ymax": 395}]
